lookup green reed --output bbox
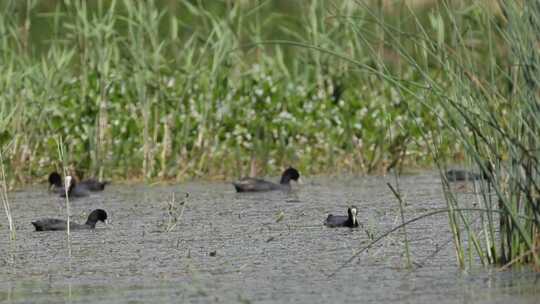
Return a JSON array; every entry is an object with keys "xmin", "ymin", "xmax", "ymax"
[
  {"xmin": 56, "ymin": 136, "xmax": 71, "ymax": 238},
  {"xmin": 0, "ymin": 0, "xmax": 446, "ymax": 184},
  {"xmin": 357, "ymin": 1, "xmax": 539, "ymax": 267},
  {"xmin": 0, "ymin": 148, "xmax": 15, "ymax": 240},
  {"xmin": 310, "ymin": 1, "xmax": 539, "ymax": 270}
]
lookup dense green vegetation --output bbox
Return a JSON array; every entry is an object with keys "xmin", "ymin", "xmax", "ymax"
[
  {"xmin": 354, "ymin": 0, "xmax": 539, "ymax": 268},
  {"xmin": 0, "ymin": 0, "xmax": 469, "ymax": 182},
  {"xmin": 0, "ymin": 0, "xmax": 538, "ymax": 267}
]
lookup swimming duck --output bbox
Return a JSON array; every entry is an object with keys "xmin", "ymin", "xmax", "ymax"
[
  {"xmin": 32, "ymin": 209, "xmax": 108, "ymax": 231},
  {"xmin": 324, "ymin": 206, "xmax": 359, "ymax": 228},
  {"xmin": 233, "ymin": 167, "xmax": 300, "ymax": 192},
  {"xmin": 445, "ymin": 169, "xmax": 481, "ymax": 182},
  {"xmin": 49, "ymin": 171, "xmax": 108, "ymax": 195}
]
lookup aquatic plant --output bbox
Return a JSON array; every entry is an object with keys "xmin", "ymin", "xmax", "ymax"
[
  {"xmin": 0, "ymin": 149, "xmax": 15, "ymax": 240},
  {"xmin": 160, "ymin": 192, "xmax": 188, "ymax": 233},
  {"xmin": 387, "ymin": 181, "xmax": 411, "ymax": 268},
  {"xmin": 0, "ymin": 0, "xmax": 450, "ymax": 184},
  {"xmin": 287, "ymin": 0, "xmax": 540, "ymax": 270},
  {"xmin": 333, "ymin": 1, "xmax": 539, "ymax": 268},
  {"xmin": 56, "ymin": 137, "xmax": 72, "ymax": 238}
]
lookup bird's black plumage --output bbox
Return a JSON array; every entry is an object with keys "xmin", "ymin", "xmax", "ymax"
[{"xmin": 32, "ymin": 209, "xmax": 108, "ymax": 231}]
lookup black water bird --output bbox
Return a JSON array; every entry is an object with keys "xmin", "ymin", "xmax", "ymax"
[
  {"xmin": 50, "ymin": 174, "xmax": 89, "ymax": 198},
  {"xmin": 49, "ymin": 172, "xmax": 108, "ymax": 196},
  {"xmin": 32, "ymin": 209, "xmax": 108, "ymax": 231},
  {"xmin": 445, "ymin": 169, "xmax": 481, "ymax": 182},
  {"xmin": 232, "ymin": 167, "xmax": 300, "ymax": 192},
  {"xmin": 324, "ymin": 206, "xmax": 359, "ymax": 228}
]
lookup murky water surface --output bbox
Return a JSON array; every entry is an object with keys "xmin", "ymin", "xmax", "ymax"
[{"xmin": 1, "ymin": 172, "xmax": 539, "ymax": 303}]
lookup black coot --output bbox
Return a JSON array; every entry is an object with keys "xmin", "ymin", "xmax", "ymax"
[
  {"xmin": 48, "ymin": 172, "xmax": 108, "ymax": 197},
  {"xmin": 445, "ymin": 169, "xmax": 481, "ymax": 182},
  {"xmin": 32, "ymin": 209, "xmax": 108, "ymax": 231},
  {"xmin": 325, "ymin": 206, "xmax": 359, "ymax": 228},
  {"xmin": 233, "ymin": 167, "xmax": 300, "ymax": 192}
]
